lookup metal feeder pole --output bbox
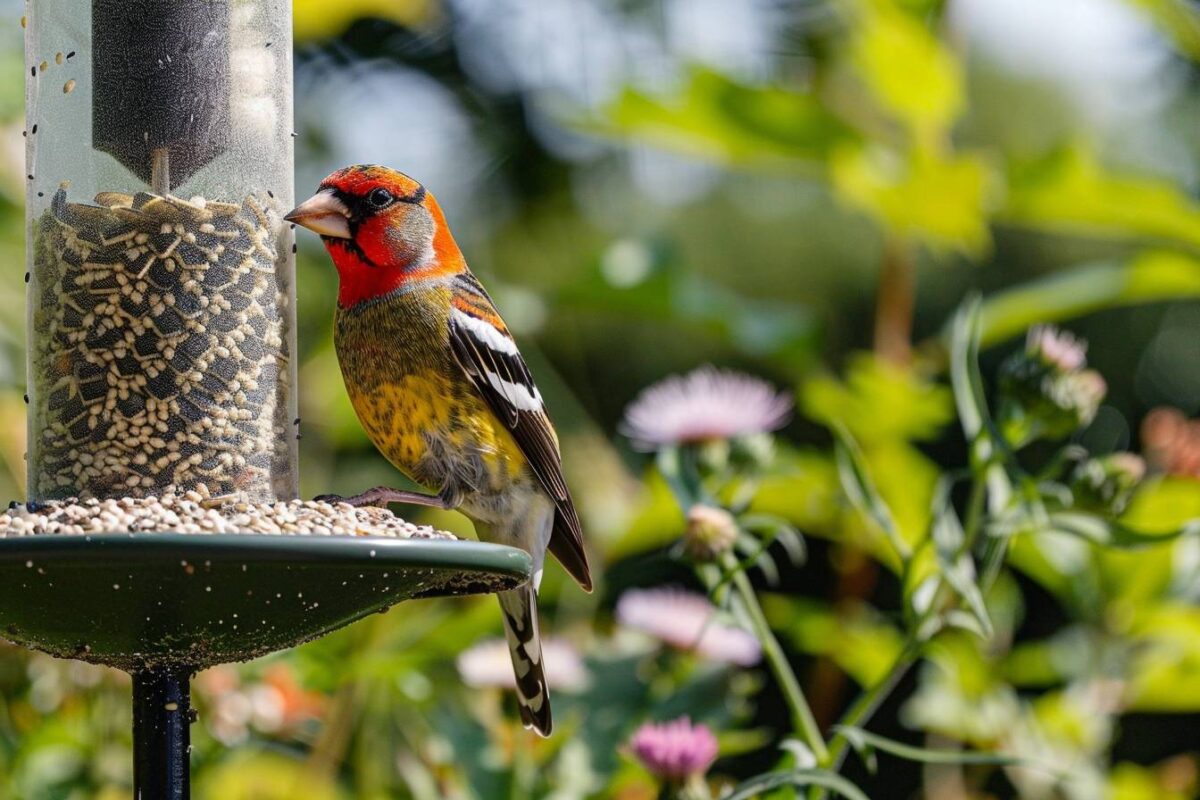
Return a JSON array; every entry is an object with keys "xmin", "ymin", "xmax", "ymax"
[{"xmin": 131, "ymin": 667, "xmax": 195, "ymax": 800}]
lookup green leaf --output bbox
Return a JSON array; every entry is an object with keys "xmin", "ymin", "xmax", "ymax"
[
  {"xmin": 745, "ymin": 447, "xmax": 841, "ymax": 537},
  {"xmin": 830, "ymin": 144, "xmax": 993, "ymax": 254},
  {"xmin": 607, "ymin": 470, "xmax": 687, "ymax": 560},
  {"xmin": 1002, "ymin": 145, "xmax": 1200, "ymax": 252},
  {"xmin": 946, "ymin": 296, "xmax": 1017, "ymax": 527},
  {"xmin": 1125, "ymin": 604, "xmax": 1200, "ymax": 712},
  {"xmin": 1046, "ymin": 511, "xmax": 1199, "ymax": 548},
  {"xmin": 929, "ymin": 495, "xmax": 993, "ymax": 640},
  {"xmin": 947, "ymin": 296, "xmax": 987, "ymax": 445},
  {"xmin": 1107, "ymin": 760, "xmax": 1194, "ymax": 800},
  {"xmin": 1120, "ymin": 475, "xmax": 1200, "ymax": 533},
  {"xmin": 831, "ymin": 725, "xmax": 1022, "ymax": 768},
  {"xmin": 762, "ymin": 595, "xmax": 906, "ymax": 686},
  {"xmin": 972, "ymin": 252, "xmax": 1200, "ymax": 350},
  {"xmin": 802, "ymin": 353, "xmax": 954, "ymax": 444},
  {"xmin": 845, "ymin": 0, "xmax": 965, "ymax": 142},
  {"xmin": 723, "ymin": 769, "xmax": 871, "ymax": 800},
  {"xmin": 592, "ymin": 65, "xmax": 857, "ymax": 170},
  {"xmin": 833, "ymin": 423, "xmax": 912, "ymax": 561}
]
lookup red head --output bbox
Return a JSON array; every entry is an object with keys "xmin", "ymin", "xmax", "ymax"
[{"xmin": 285, "ymin": 165, "xmax": 466, "ymax": 308}]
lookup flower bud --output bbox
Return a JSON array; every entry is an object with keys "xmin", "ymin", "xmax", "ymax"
[
  {"xmin": 684, "ymin": 504, "xmax": 739, "ymax": 561},
  {"xmin": 998, "ymin": 326, "xmax": 1107, "ymax": 443},
  {"xmin": 1071, "ymin": 452, "xmax": 1146, "ymax": 515}
]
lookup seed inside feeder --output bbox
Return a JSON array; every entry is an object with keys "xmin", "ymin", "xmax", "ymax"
[{"xmin": 30, "ymin": 188, "xmax": 292, "ymax": 500}]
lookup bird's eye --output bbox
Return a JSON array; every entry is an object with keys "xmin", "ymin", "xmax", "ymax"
[{"xmin": 367, "ymin": 188, "xmax": 393, "ymax": 208}]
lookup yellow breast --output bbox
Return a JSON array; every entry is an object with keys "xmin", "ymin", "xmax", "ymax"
[{"xmin": 346, "ymin": 368, "xmax": 527, "ymax": 494}]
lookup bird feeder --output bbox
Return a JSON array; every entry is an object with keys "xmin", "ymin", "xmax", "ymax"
[
  {"xmin": 5, "ymin": 2, "xmax": 534, "ymax": 798},
  {"xmin": 26, "ymin": 0, "xmax": 297, "ymax": 503}
]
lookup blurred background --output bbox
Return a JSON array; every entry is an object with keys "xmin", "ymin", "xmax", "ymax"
[{"xmin": 2, "ymin": 0, "xmax": 1200, "ymax": 797}]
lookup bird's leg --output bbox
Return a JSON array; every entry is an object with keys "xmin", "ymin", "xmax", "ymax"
[{"xmin": 314, "ymin": 486, "xmax": 452, "ymax": 509}]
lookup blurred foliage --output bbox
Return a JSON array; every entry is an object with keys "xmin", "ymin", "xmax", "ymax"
[{"xmin": 0, "ymin": 0, "xmax": 1199, "ymax": 797}]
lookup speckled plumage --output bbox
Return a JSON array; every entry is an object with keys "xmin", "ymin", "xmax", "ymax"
[{"xmin": 334, "ymin": 282, "xmax": 536, "ymax": 520}]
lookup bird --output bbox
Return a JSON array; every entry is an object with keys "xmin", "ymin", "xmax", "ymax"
[{"xmin": 285, "ymin": 165, "xmax": 590, "ymax": 735}]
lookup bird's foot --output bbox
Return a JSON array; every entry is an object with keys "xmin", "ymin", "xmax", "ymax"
[{"xmin": 313, "ymin": 486, "xmax": 449, "ymax": 510}]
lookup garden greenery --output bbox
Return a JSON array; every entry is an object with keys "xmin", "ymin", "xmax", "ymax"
[{"xmin": 2, "ymin": 0, "xmax": 1200, "ymax": 798}]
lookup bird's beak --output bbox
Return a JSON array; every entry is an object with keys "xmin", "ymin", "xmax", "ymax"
[{"xmin": 284, "ymin": 190, "xmax": 352, "ymax": 239}]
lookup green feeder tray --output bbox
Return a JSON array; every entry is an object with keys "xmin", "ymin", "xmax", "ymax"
[
  {"xmin": 0, "ymin": 532, "xmax": 532, "ymax": 799},
  {"xmin": 0, "ymin": 533, "xmax": 531, "ymax": 670}
]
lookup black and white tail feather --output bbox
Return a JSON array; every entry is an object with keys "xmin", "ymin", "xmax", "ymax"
[{"xmin": 498, "ymin": 585, "xmax": 552, "ymax": 734}]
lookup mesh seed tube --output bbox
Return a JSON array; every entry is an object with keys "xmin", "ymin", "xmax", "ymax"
[{"xmin": 25, "ymin": 0, "xmax": 297, "ymax": 502}]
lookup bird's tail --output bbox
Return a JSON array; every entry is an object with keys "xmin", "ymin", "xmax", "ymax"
[{"xmin": 498, "ymin": 584, "xmax": 552, "ymax": 736}]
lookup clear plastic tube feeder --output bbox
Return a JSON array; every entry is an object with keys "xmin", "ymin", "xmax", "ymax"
[{"xmin": 25, "ymin": 0, "xmax": 298, "ymax": 502}]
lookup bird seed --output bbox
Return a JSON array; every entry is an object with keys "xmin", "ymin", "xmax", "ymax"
[{"xmin": 30, "ymin": 189, "xmax": 292, "ymax": 501}]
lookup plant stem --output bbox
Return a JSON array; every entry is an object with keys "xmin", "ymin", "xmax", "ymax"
[
  {"xmin": 726, "ymin": 557, "xmax": 829, "ymax": 765},
  {"xmin": 813, "ymin": 475, "xmax": 986, "ymax": 797},
  {"xmin": 874, "ymin": 237, "xmax": 917, "ymax": 365},
  {"xmin": 824, "ymin": 642, "xmax": 920, "ymax": 773},
  {"xmin": 961, "ymin": 478, "xmax": 987, "ymax": 557}
]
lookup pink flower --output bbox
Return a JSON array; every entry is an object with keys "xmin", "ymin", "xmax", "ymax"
[
  {"xmin": 456, "ymin": 637, "xmax": 589, "ymax": 692},
  {"xmin": 616, "ymin": 587, "xmax": 762, "ymax": 666},
  {"xmin": 629, "ymin": 716, "xmax": 719, "ymax": 781},
  {"xmin": 1027, "ymin": 325, "xmax": 1087, "ymax": 372},
  {"xmin": 620, "ymin": 366, "xmax": 793, "ymax": 450}
]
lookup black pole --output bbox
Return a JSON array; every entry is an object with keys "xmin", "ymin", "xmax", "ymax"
[{"xmin": 131, "ymin": 667, "xmax": 195, "ymax": 800}]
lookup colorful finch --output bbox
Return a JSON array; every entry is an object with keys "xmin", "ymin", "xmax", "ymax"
[{"xmin": 286, "ymin": 165, "xmax": 591, "ymax": 735}]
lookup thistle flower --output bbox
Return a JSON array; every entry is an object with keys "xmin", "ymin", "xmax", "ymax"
[
  {"xmin": 616, "ymin": 587, "xmax": 761, "ymax": 666},
  {"xmin": 1142, "ymin": 407, "xmax": 1200, "ymax": 478},
  {"xmin": 1071, "ymin": 452, "xmax": 1146, "ymax": 514},
  {"xmin": 456, "ymin": 637, "xmax": 589, "ymax": 692},
  {"xmin": 1027, "ymin": 325, "xmax": 1088, "ymax": 371},
  {"xmin": 629, "ymin": 716, "xmax": 719, "ymax": 782},
  {"xmin": 683, "ymin": 504, "xmax": 739, "ymax": 560},
  {"xmin": 998, "ymin": 325, "xmax": 1107, "ymax": 442},
  {"xmin": 620, "ymin": 366, "xmax": 793, "ymax": 450}
]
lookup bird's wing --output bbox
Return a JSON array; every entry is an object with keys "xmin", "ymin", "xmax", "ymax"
[{"xmin": 447, "ymin": 273, "xmax": 592, "ymax": 591}]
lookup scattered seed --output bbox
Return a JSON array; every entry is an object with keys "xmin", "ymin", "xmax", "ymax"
[
  {"xmin": 54, "ymin": 52, "xmax": 62, "ymax": 65},
  {"xmin": 0, "ymin": 494, "xmax": 452, "ymax": 539},
  {"xmin": 30, "ymin": 124, "xmax": 37, "ymax": 134},
  {"xmin": 63, "ymin": 79, "xmax": 75, "ymax": 93},
  {"xmin": 38, "ymin": 60, "xmax": 46, "ymax": 72}
]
